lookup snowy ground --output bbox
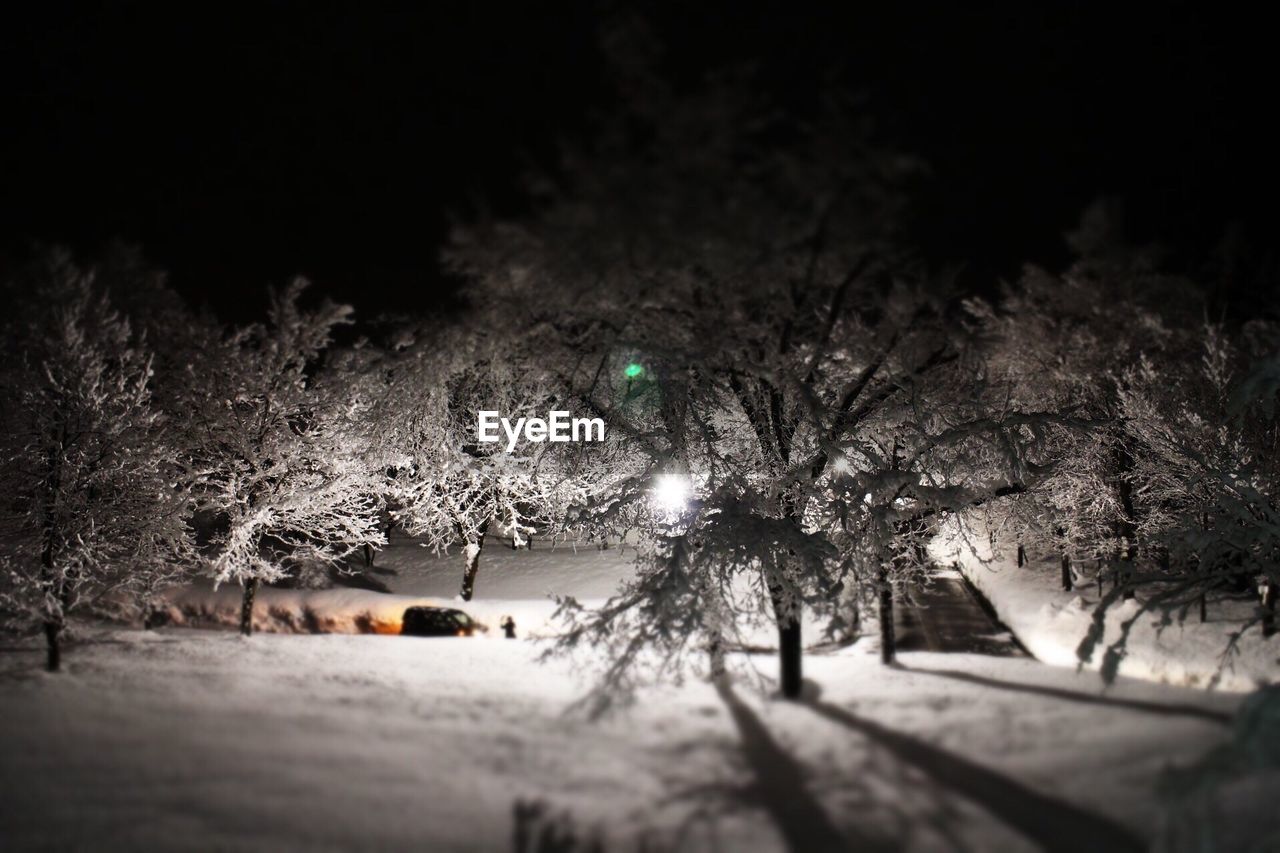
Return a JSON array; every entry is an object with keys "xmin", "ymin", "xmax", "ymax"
[
  {"xmin": 0, "ymin": 625, "xmax": 1259, "ymax": 852},
  {"xmin": 158, "ymin": 532, "xmax": 637, "ymax": 639},
  {"xmin": 370, "ymin": 530, "xmax": 637, "ymax": 601},
  {"xmin": 160, "ymin": 533, "xmax": 832, "ymax": 648},
  {"xmin": 931, "ymin": 520, "xmax": 1278, "ymax": 692},
  {"xmin": 4, "ymin": 533, "xmax": 1276, "ymax": 850}
]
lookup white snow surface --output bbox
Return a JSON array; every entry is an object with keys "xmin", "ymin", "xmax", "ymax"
[
  {"xmin": 159, "ymin": 532, "xmax": 833, "ymax": 648},
  {"xmin": 376, "ymin": 531, "xmax": 639, "ymax": 600},
  {"xmin": 932, "ymin": 519, "xmax": 1278, "ymax": 692},
  {"xmin": 3, "ymin": 532, "xmax": 1273, "ymax": 850},
  {"xmin": 161, "ymin": 533, "xmax": 640, "ymax": 638},
  {"xmin": 0, "ymin": 628, "xmax": 1252, "ymax": 852}
]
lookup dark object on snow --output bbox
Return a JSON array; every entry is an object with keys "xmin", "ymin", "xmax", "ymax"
[
  {"xmin": 513, "ymin": 799, "xmax": 604, "ymax": 853},
  {"xmin": 143, "ymin": 605, "xmax": 171, "ymax": 630},
  {"xmin": 401, "ymin": 606, "xmax": 476, "ymax": 637},
  {"xmin": 501, "ymin": 616, "xmax": 516, "ymax": 639}
]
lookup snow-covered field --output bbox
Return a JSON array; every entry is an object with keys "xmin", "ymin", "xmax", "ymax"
[
  {"xmin": 371, "ymin": 531, "xmax": 637, "ymax": 601},
  {"xmin": 160, "ymin": 533, "xmax": 833, "ymax": 648},
  {"xmin": 159, "ymin": 532, "xmax": 637, "ymax": 639},
  {"xmin": 0, "ymin": 626, "xmax": 1257, "ymax": 852},
  {"xmin": 2, "ymin": 532, "xmax": 1273, "ymax": 852},
  {"xmin": 160, "ymin": 527, "xmax": 640, "ymax": 640},
  {"xmin": 932, "ymin": 520, "xmax": 1278, "ymax": 692}
]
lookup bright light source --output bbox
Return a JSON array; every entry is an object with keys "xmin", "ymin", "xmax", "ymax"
[
  {"xmin": 829, "ymin": 453, "xmax": 853, "ymax": 477},
  {"xmin": 651, "ymin": 473, "xmax": 690, "ymax": 513},
  {"xmin": 624, "ymin": 362, "xmax": 645, "ymax": 379}
]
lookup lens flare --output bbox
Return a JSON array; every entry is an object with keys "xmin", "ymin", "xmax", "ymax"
[{"xmin": 651, "ymin": 473, "xmax": 690, "ymax": 512}]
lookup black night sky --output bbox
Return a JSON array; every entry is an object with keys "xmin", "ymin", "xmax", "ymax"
[{"xmin": 2, "ymin": 2, "xmax": 1274, "ymax": 320}]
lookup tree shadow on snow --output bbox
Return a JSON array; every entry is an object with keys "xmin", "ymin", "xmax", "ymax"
[
  {"xmin": 713, "ymin": 679, "xmax": 890, "ymax": 852},
  {"xmin": 905, "ymin": 666, "xmax": 1232, "ymax": 725},
  {"xmin": 802, "ymin": 696, "xmax": 1145, "ymax": 853},
  {"xmin": 512, "ymin": 799, "xmax": 606, "ymax": 853}
]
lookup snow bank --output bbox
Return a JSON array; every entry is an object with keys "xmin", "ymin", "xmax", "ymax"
[{"xmin": 931, "ymin": 519, "xmax": 1277, "ymax": 691}]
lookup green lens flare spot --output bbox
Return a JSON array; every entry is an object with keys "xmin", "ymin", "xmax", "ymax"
[{"xmin": 624, "ymin": 363, "xmax": 644, "ymax": 379}]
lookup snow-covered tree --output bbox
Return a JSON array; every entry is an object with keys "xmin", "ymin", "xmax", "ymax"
[
  {"xmin": 1079, "ymin": 320, "xmax": 1280, "ymax": 681},
  {"xmin": 352, "ymin": 322, "xmax": 612, "ymax": 601},
  {"xmin": 187, "ymin": 279, "xmax": 385, "ymax": 635},
  {"xmin": 976, "ymin": 207, "xmax": 1280, "ymax": 683},
  {"xmin": 0, "ymin": 253, "xmax": 194, "ymax": 669},
  {"xmin": 448, "ymin": 57, "xmax": 1077, "ymax": 700},
  {"xmin": 971, "ymin": 205, "xmax": 1206, "ymax": 594}
]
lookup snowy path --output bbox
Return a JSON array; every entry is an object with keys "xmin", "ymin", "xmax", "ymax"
[{"xmin": 896, "ymin": 570, "xmax": 1025, "ymax": 657}]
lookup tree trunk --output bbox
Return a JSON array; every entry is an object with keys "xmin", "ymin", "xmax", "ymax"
[
  {"xmin": 708, "ymin": 632, "xmax": 726, "ymax": 681},
  {"xmin": 776, "ymin": 615, "xmax": 802, "ymax": 698},
  {"xmin": 766, "ymin": 572, "xmax": 803, "ymax": 699},
  {"xmin": 40, "ymin": 550, "xmax": 65, "ymax": 672},
  {"xmin": 1119, "ymin": 550, "xmax": 1135, "ymax": 600},
  {"xmin": 1263, "ymin": 582, "xmax": 1277, "ymax": 638},
  {"xmin": 1016, "ymin": 543, "xmax": 1026, "ymax": 568},
  {"xmin": 240, "ymin": 577, "xmax": 259, "ymax": 636},
  {"xmin": 459, "ymin": 521, "xmax": 490, "ymax": 602},
  {"xmin": 1199, "ymin": 592, "xmax": 1208, "ymax": 624},
  {"xmin": 40, "ymin": 435, "xmax": 65, "ymax": 672},
  {"xmin": 44, "ymin": 619, "xmax": 62, "ymax": 672},
  {"xmin": 704, "ymin": 588, "xmax": 727, "ymax": 681},
  {"xmin": 878, "ymin": 566, "xmax": 895, "ymax": 665},
  {"xmin": 1112, "ymin": 448, "xmax": 1139, "ymax": 601},
  {"xmin": 1061, "ymin": 553, "xmax": 1073, "ymax": 592}
]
